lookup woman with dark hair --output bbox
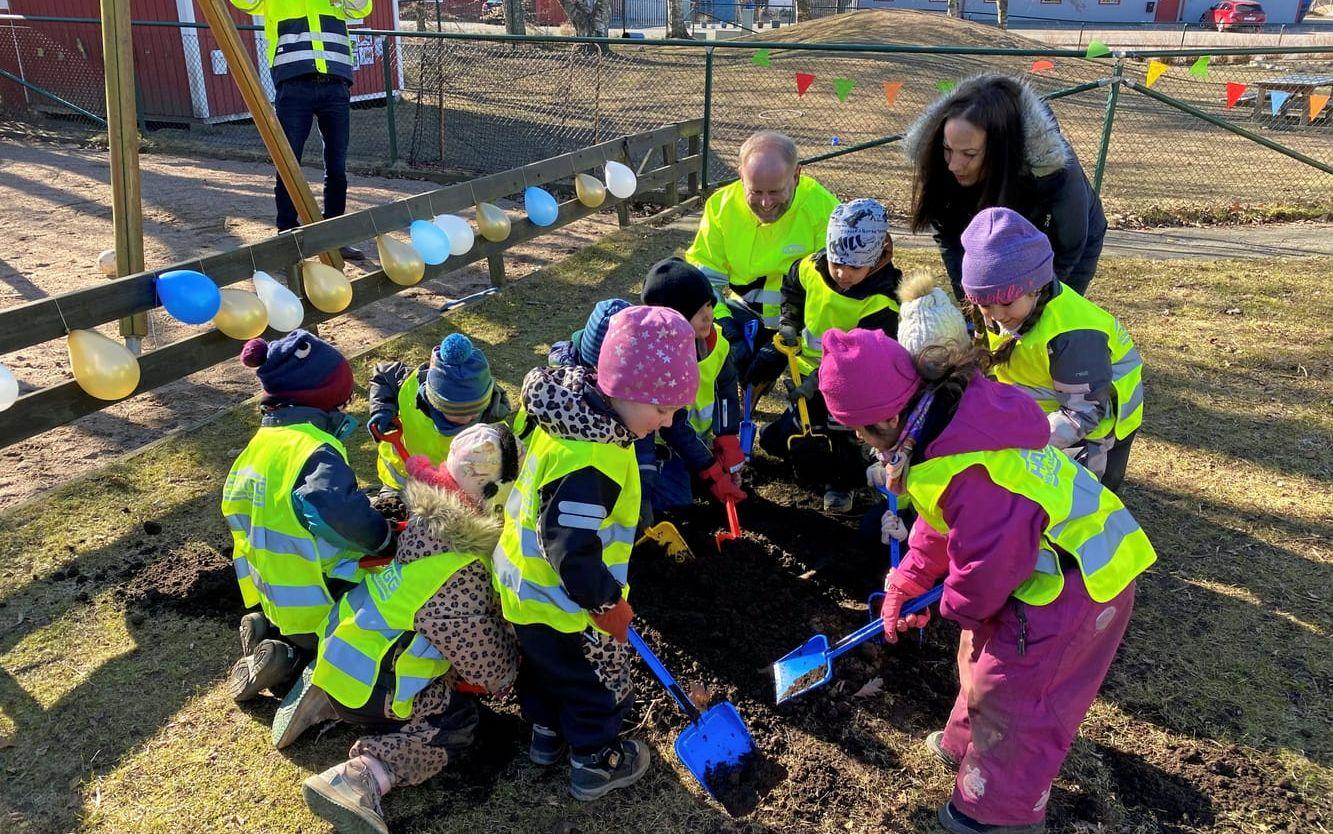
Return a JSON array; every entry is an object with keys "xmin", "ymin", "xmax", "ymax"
[{"xmin": 905, "ymin": 74, "xmax": 1107, "ymax": 299}]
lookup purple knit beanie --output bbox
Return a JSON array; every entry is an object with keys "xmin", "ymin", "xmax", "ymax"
[
  {"xmin": 819, "ymin": 328, "xmax": 922, "ymax": 427},
  {"xmin": 960, "ymin": 207, "xmax": 1055, "ymax": 306},
  {"xmin": 597, "ymin": 306, "xmax": 699, "ymax": 408}
]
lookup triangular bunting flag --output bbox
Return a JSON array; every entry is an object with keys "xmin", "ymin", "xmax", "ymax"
[
  {"xmin": 1146, "ymin": 59, "xmax": 1169, "ymax": 88},
  {"xmin": 1086, "ymin": 41, "xmax": 1111, "ymax": 59},
  {"xmin": 883, "ymin": 81, "xmax": 903, "ymax": 107},
  {"xmin": 1310, "ymin": 93, "xmax": 1330, "ymax": 121},
  {"xmin": 1031, "ymin": 59, "xmax": 1055, "ymax": 74},
  {"xmin": 752, "ymin": 49, "xmax": 770, "ymax": 68},
  {"xmin": 1270, "ymin": 90, "xmax": 1291, "ymax": 117},
  {"xmin": 834, "ymin": 78, "xmax": 856, "ymax": 103},
  {"xmin": 1225, "ymin": 82, "xmax": 1247, "ymax": 109},
  {"xmin": 795, "ymin": 72, "xmax": 815, "ymax": 97},
  {"xmin": 1189, "ymin": 56, "xmax": 1210, "ymax": 78},
  {"xmin": 937, "ymin": 80, "xmax": 956, "ymax": 94}
]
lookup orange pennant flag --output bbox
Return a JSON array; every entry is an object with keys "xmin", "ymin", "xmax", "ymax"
[
  {"xmin": 883, "ymin": 81, "xmax": 903, "ymax": 106},
  {"xmin": 1225, "ymin": 82, "xmax": 1247, "ymax": 109},
  {"xmin": 1031, "ymin": 60, "xmax": 1055, "ymax": 74},
  {"xmin": 1146, "ymin": 59, "xmax": 1169, "ymax": 88},
  {"xmin": 1311, "ymin": 93, "xmax": 1330, "ymax": 121}
]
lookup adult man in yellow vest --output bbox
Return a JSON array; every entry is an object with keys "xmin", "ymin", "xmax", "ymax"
[
  {"xmin": 229, "ymin": 0, "xmax": 370, "ymax": 257},
  {"xmin": 685, "ymin": 130, "xmax": 839, "ymax": 382}
]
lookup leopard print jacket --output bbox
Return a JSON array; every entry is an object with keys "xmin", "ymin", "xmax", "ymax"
[{"xmin": 520, "ymin": 365, "xmax": 637, "ymax": 448}]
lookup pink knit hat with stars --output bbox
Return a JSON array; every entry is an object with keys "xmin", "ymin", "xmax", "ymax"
[{"xmin": 597, "ymin": 306, "xmax": 699, "ymax": 408}]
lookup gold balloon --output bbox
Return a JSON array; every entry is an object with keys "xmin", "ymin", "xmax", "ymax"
[
  {"xmin": 475, "ymin": 202, "xmax": 511, "ymax": 243},
  {"xmin": 214, "ymin": 288, "xmax": 269, "ymax": 340},
  {"xmin": 68, "ymin": 329, "xmax": 140, "ymax": 401},
  {"xmin": 575, "ymin": 173, "xmax": 607, "ymax": 209},
  {"xmin": 377, "ymin": 234, "xmax": 425, "ymax": 287},
  {"xmin": 303, "ymin": 261, "xmax": 353, "ymax": 314}
]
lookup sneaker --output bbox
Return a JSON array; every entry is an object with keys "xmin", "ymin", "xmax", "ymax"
[
  {"xmin": 926, "ymin": 731, "xmax": 959, "ymax": 771},
  {"xmin": 238, "ymin": 612, "xmax": 270, "ymax": 657},
  {"xmin": 272, "ymin": 665, "xmax": 337, "ymax": 749},
  {"xmin": 938, "ymin": 801, "xmax": 1045, "ymax": 834},
  {"xmin": 228, "ymin": 639, "xmax": 299, "ymax": 703},
  {"xmin": 529, "ymin": 724, "xmax": 568, "ymax": 767},
  {"xmin": 823, "ymin": 488, "xmax": 854, "ymax": 514},
  {"xmin": 569, "ymin": 738, "xmax": 651, "ymax": 801},
  {"xmin": 340, "ymin": 245, "xmax": 366, "ymax": 261},
  {"xmin": 303, "ymin": 759, "xmax": 388, "ymax": 834}
]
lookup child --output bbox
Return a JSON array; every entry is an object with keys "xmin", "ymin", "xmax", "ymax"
[
  {"xmin": 494, "ymin": 306, "xmax": 699, "ymax": 801},
  {"xmin": 819, "ymin": 326, "xmax": 1157, "ymax": 834},
  {"xmin": 221, "ymin": 330, "xmax": 394, "ymax": 703},
  {"xmin": 548, "ymin": 298, "xmax": 633, "ymax": 370},
  {"xmin": 640, "ymin": 257, "xmax": 746, "ymax": 512},
  {"xmin": 960, "ymin": 208, "xmax": 1144, "ymax": 492},
  {"xmin": 762, "ymin": 198, "xmax": 902, "ymax": 513},
  {"xmin": 368, "ymin": 333, "xmax": 512, "ymax": 491},
  {"xmin": 271, "ymin": 423, "xmax": 523, "ymax": 834}
]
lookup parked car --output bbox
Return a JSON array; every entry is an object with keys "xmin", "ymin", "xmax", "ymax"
[
  {"xmin": 481, "ymin": 0, "xmax": 505, "ymax": 22},
  {"xmin": 1200, "ymin": 1, "xmax": 1267, "ymax": 32}
]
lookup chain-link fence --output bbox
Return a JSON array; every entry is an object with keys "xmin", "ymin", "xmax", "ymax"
[{"xmin": 0, "ymin": 14, "xmax": 1329, "ymax": 223}]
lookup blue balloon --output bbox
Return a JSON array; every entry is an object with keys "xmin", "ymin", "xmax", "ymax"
[
  {"xmin": 524, "ymin": 186, "xmax": 559, "ymax": 227},
  {"xmin": 409, "ymin": 219, "xmax": 451, "ymax": 266},
  {"xmin": 157, "ymin": 269, "xmax": 221, "ymax": 325}
]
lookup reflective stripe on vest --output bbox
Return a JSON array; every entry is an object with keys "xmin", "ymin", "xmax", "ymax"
[
  {"xmin": 221, "ymin": 424, "xmax": 352, "ymax": 635},
  {"xmin": 905, "ymin": 445, "xmax": 1156, "ymax": 605},
  {"xmin": 988, "ymin": 283, "xmax": 1144, "ymax": 441},
  {"xmin": 313, "ymin": 549, "xmax": 476, "ymax": 718},
  {"xmin": 794, "ymin": 254, "xmax": 898, "ymax": 374},
  {"xmin": 491, "ymin": 425, "xmax": 640, "ymax": 633},
  {"xmin": 255, "ymin": 1, "xmax": 364, "ymax": 82},
  {"xmin": 376, "ymin": 371, "xmax": 455, "ymax": 489},
  {"xmin": 687, "ymin": 326, "xmax": 730, "ymax": 437}
]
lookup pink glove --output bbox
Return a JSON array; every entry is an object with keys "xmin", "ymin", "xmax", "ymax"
[{"xmin": 881, "ymin": 572, "xmax": 932, "ymax": 644}]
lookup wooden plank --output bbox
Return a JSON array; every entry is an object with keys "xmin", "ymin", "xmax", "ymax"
[
  {"xmin": 663, "ymin": 140, "xmax": 680, "ymax": 206},
  {"xmin": 687, "ymin": 135, "xmax": 700, "ymax": 196}
]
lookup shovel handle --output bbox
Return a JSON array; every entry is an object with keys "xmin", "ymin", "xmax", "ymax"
[
  {"xmin": 724, "ymin": 498, "xmax": 741, "ymax": 539},
  {"xmin": 370, "ymin": 418, "xmax": 410, "ymax": 464},
  {"xmin": 829, "ymin": 584, "xmax": 944, "ymax": 662},
  {"xmin": 628, "ymin": 628, "xmax": 703, "ymax": 722},
  {"xmin": 876, "ymin": 486, "xmax": 901, "ymax": 571},
  {"xmin": 774, "ymin": 334, "xmax": 815, "ymax": 435}
]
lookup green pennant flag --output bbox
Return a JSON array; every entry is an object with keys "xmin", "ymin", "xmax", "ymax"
[
  {"xmin": 834, "ymin": 78, "xmax": 856, "ymax": 103},
  {"xmin": 1086, "ymin": 40, "xmax": 1111, "ymax": 59},
  {"xmin": 752, "ymin": 49, "xmax": 770, "ymax": 68},
  {"xmin": 1189, "ymin": 55, "xmax": 1211, "ymax": 78},
  {"xmin": 937, "ymin": 80, "xmax": 957, "ymax": 94}
]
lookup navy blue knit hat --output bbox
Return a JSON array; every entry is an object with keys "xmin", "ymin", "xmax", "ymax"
[
  {"xmin": 578, "ymin": 298, "xmax": 633, "ymax": 368},
  {"xmin": 424, "ymin": 334, "xmax": 494, "ymax": 421},
  {"xmin": 241, "ymin": 329, "xmax": 353, "ymax": 412}
]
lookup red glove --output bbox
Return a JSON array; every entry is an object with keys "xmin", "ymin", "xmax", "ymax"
[
  {"xmin": 881, "ymin": 572, "xmax": 932, "ymax": 644},
  {"xmin": 591, "ymin": 597, "xmax": 634, "ymax": 643},
  {"xmin": 713, "ymin": 435, "xmax": 745, "ymax": 474},
  {"xmin": 700, "ymin": 459, "xmax": 746, "ymax": 505}
]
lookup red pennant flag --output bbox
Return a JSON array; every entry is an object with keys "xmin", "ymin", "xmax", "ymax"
[
  {"xmin": 1031, "ymin": 60, "xmax": 1055, "ymax": 74},
  {"xmin": 883, "ymin": 81, "xmax": 903, "ymax": 106},
  {"xmin": 1225, "ymin": 82, "xmax": 1247, "ymax": 109},
  {"xmin": 796, "ymin": 72, "xmax": 816, "ymax": 97}
]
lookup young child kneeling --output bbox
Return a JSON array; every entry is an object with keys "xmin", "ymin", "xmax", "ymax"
[
  {"xmin": 273, "ymin": 423, "xmax": 524, "ymax": 834},
  {"xmin": 496, "ymin": 306, "xmax": 699, "ymax": 801}
]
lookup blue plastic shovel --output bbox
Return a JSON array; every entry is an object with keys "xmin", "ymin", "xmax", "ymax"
[
  {"xmin": 772, "ymin": 584, "xmax": 944, "ymax": 704},
  {"xmin": 627, "ymin": 629, "xmax": 755, "ymax": 797},
  {"xmin": 739, "ymin": 319, "xmax": 760, "ymax": 459}
]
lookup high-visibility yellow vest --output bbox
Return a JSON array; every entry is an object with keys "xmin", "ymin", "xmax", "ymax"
[
  {"xmin": 228, "ymin": 0, "xmax": 371, "ymax": 84},
  {"xmin": 491, "ymin": 426, "xmax": 639, "ymax": 633},
  {"xmin": 687, "ymin": 326, "xmax": 730, "ymax": 438},
  {"xmin": 794, "ymin": 254, "xmax": 898, "ymax": 375},
  {"xmin": 313, "ymin": 550, "xmax": 476, "ymax": 719},
  {"xmin": 376, "ymin": 371, "xmax": 454, "ymax": 490},
  {"xmin": 988, "ymin": 284, "xmax": 1144, "ymax": 441},
  {"xmin": 686, "ymin": 175, "xmax": 839, "ymax": 328},
  {"xmin": 221, "ymin": 423, "xmax": 361, "ymax": 636},
  {"xmin": 906, "ymin": 445, "xmax": 1155, "ymax": 606}
]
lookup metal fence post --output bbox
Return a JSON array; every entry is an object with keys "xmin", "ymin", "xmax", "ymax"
[
  {"xmin": 382, "ymin": 34, "xmax": 399, "ymax": 167},
  {"xmin": 701, "ymin": 45, "xmax": 714, "ymax": 191},
  {"xmin": 1093, "ymin": 61, "xmax": 1123, "ymax": 196}
]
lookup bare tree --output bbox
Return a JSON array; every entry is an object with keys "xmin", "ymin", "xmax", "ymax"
[
  {"xmin": 947, "ymin": 0, "xmax": 962, "ymax": 17},
  {"xmin": 796, "ymin": 0, "xmax": 812, "ymax": 23},
  {"xmin": 667, "ymin": 0, "xmax": 691, "ymax": 38},
  {"xmin": 557, "ymin": 0, "xmax": 612, "ymax": 37},
  {"xmin": 996, "ymin": 0, "xmax": 1008, "ymax": 29}
]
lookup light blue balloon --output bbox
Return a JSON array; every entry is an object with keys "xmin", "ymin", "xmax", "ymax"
[
  {"xmin": 524, "ymin": 186, "xmax": 559, "ymax": 227},
  {"xmin": 409, "ymin": 219, "xmax": 451, "ymax": 265},
  {"xmin": 157, "ymin": 269, "xmax": 221, "ymax": 325}
]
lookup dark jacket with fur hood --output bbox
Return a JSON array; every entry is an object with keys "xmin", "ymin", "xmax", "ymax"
[{"xmin": 904, "ymin": 73, "xmax": 1107, "ymax": 295}]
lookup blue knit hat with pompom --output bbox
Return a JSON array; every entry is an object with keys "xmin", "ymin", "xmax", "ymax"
[{"xmin": 423, "ymin": 333, "xmax": 494, "ymax": 421}]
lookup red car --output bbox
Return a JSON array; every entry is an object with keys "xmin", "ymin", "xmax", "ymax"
[{"xmin": 1200, "ymin": 1, "xmax": 1267, "ymax": 32}]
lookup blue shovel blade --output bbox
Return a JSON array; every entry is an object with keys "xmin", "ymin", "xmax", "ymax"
[
  {"xmin": 739, "ymin": 421, "xmax": 756, "ymax": 457},
  {"xmin": 676, "ymin": 702, "xmax": 756, "ymax": 799},
  {"xmin": 772, "ymin": 634, "xmax": 834, "ymax": 704}
]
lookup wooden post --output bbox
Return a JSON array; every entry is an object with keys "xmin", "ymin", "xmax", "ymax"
[
  {"xmin": 487, "ymin": 254, "xmax": 506, "ymax": 288},
  {"xmin": 100, "ymin": 0, "xmax": 147, "ymax": 353},
  {"xmin": 687, "ymin": 134, "xmax": 699, "ymax": 196},
  {"xmin": 662, "ymin": 139, "xmax": 679, "ymax": 206},
  {"xmin": 195, "ymin": 0, "xmax": 341, "ymax": 268}
]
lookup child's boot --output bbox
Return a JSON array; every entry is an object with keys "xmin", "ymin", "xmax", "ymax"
[
  {"xmin": 303, "ymin": 757, "xmax": 389, "ymax": 834},
  {"xmin": 238, "ymin": 612, "xmax": 271, "ymax": 657},
  {"xmin": 272, "ymin": 665, "xmax": 338, "ymax": 749},
  {"xmin": 569, "ymin": 738, "xmax": 651, "ymax": 801},
  {"xmin": 529, "ymin": 724, "xmax": 568, "ymax": 766},
  {"xmin": 938, "ymin": 802, "xmax": 1044, "ymax": 834},
  {"xmin": 229, "ymin": 638, "xmax": 299, "ymax": 703},
  {"xmin": 925, "ymin": 730, "xmax": 959, "ymax": 771}
]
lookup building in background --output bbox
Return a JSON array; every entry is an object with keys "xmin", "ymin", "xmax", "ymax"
[{"xmin": 853, "ymin": 0, "xmax": 1310, "ymax": 25}]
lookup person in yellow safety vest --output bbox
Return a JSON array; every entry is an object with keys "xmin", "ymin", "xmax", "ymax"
[
  {"xmin": 222, "ymin": 330, "xmax": 395, "ymax": 704},
  {"xmin": 959, "ymin": 208, "xmax": 1144, "ymax": 492},
  {"xmin": 819, "ymin": 326, "xmax": 1155, "ymax": 834},
  {"xmin": 639, "ymin": 258, "xmax": 746, "ymax": 513},
  {"xmin": 763, "ymin": 198, "xmax": 903, "ymax": 514},
  {"xmin": 685, "ymin": 129, "xmax": 839, "ymax": 384},
  {"xmin": 228, "ymin": 0, "xmax": 372, "ymax": 251},
  {"xmin": 494, "ymin": 306, "xmax": 698, "ymax": 802},
  {"xmin": 367, "ymin": 333, "xmax": 512, "ymax": 492},
  {"xmin": 267, "ymin": 423, "xmax": 523, "ymax": 834}
]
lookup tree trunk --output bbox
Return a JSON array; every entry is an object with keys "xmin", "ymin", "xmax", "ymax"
[
  {"xmin": 557, "ymin": 0, "xmax": 611, "ymax": 36},
  {"xmin": 795, "ymin": 0, "xmax": 811, "ymax": 23},
  {"xmin": 947, "ymin": 0, "xmax": 962, "ymax": 18},
  {"xmin": 505, "ymin": 0, "xmax": 526, "ymax": 34},
  {"xmin": 667, "ymin": 0, "xmax": 691, "ymax": 38},
  {"xmin": 996, "ymin": 0, "xmax": 1008, "ymax": 29}
]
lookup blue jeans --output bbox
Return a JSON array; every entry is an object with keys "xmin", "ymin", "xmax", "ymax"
[{"xmin": 273, "ymin": 76, "xmax": 351, "ymax": 232}]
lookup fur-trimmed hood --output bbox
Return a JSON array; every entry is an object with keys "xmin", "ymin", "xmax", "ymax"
[
  {"xmin": 903, "ymin": 73, "xmax": 1070, "ymax": 180},
  {"xmin": 399, "ymin": 479, "xmax": 503, "ymax": 562}
]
